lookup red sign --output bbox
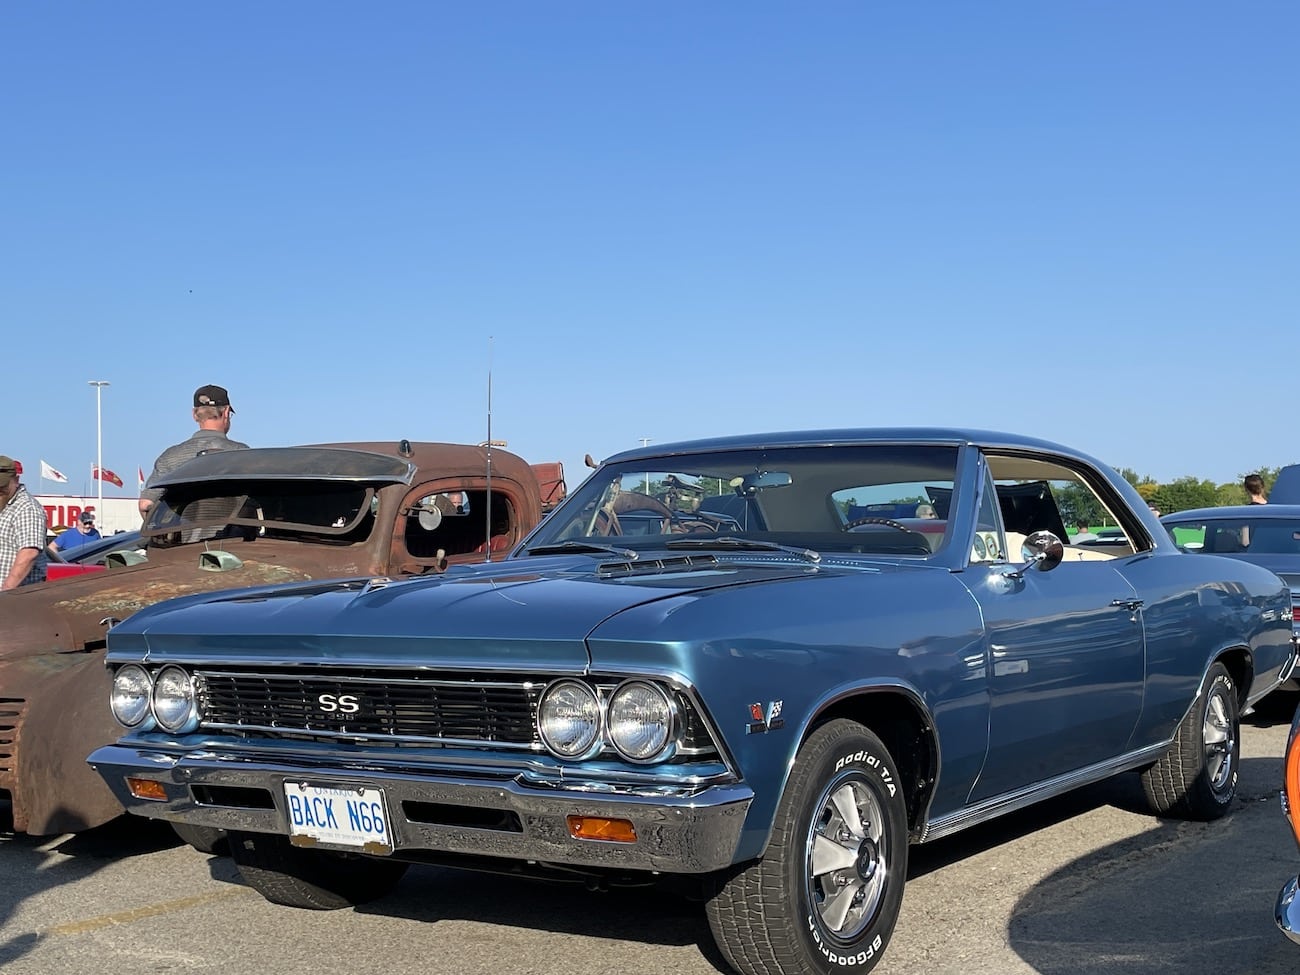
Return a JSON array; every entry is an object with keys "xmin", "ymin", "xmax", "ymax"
[{"xmin": 43, "ymin": 504, "xmax": 94, "ymax": 529}]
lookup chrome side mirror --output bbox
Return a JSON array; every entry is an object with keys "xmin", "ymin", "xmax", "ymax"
[{"xmin": 1003, "ymin": 530, "xmax": 1064, "ymax": 578}]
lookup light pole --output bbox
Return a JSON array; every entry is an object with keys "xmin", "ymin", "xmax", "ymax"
[
  {"xmin": 639, "ymin": 438, "xmax": 651, "ymax": 493},
  {"xmin": 88, "ymin": 380, "xmax": 110, "ymax": 516}
]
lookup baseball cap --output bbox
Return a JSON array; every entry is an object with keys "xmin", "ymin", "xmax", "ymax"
[
  {"xmin": 194, "ymin": 384, "xmax": 235, "ymax": 414},
  {"xmin": 80, "ymin": 511, "xmax": 95, "ymax": 523}
]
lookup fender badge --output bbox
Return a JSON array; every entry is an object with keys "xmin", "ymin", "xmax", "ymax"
[{"xmin": 746, "ymin": 700, "xmax": 785, "ymax": 735}]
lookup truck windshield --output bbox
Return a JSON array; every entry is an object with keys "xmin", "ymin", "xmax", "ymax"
[{"xmin": 145, "ymin": 479, "xmax": 378, "ymax": 546}]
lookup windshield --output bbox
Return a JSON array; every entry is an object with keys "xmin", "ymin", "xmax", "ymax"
[
  {"xmin": 527, "ymin": 445, "xmax": 959, "ymax": 558},
  {"xmin": 144, "ymin": 478, "xmax": 380, "ymax": 546}
]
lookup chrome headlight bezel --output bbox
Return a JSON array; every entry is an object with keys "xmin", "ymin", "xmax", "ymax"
[
  {"xmin": 537, "ymin": 679, "xmax": 604, "ymax": 759},
  {"xmin": 607, "ymin": 679, "xmax": 677, "ymax": 763},
  {"xmin": 151, "ymin": 665, "xmax": 200, "ymax": 733},
  {"xmin": 110, "ymin": 664, "xmax": 154, "ymax": 729}
]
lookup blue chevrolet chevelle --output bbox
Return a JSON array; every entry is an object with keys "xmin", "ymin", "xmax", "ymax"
[{"xmin": 90, "ymin": 429, "xmax": 1298, "ymax": 975}]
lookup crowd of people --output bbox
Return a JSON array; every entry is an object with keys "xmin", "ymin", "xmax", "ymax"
[{"xmin": 0, "ymin": 383, "xmax": 245, "ymax": 590}]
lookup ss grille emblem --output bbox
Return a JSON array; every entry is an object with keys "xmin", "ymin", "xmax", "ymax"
[{"xmin": 317, "ymin": 693, "xmax": 360, "ymax": 714}]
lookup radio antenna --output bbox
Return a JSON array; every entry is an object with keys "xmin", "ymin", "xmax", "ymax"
[{"xmin": 484, "ymin": 336, "xmax": 494, "ymax": 561}]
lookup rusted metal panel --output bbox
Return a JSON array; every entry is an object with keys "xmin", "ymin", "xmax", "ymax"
[
  {"xmin": 0, "ymin": 440, "xmax": 557, "ymax": 835},
  {"xmin": 529, "ymin": 462, "xmax": 567, "ymax": 510}
]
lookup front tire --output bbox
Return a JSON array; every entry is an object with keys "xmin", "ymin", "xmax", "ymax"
[
  {"xmin": 1140, "ymin": 662, "xmax": 1239, "ymax": 821},
  {"xmin": 227, "ymin": 831, "xmax": 409, "ymax": 910},
  {"xmin": 705, "ymin": 719, "xmax": 908, "ymax": 975}
]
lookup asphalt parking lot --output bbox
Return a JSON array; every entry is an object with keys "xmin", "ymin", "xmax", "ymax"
[{"xmin": 3, "ymin": 694, "xmax": 1298, "ymax": 975}]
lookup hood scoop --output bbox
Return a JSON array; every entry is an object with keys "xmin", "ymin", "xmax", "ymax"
[
  {"xmin": 199, "ymin": 551, "xmax": 244, "ymax": 572},
  {"xmin": 598, "ymin": 553, "xmax": 721, "ymax": 580}
]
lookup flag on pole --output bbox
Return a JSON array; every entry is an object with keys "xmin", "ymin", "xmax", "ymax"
[
  {"xmin": 93, "ymin": 465, "xmax": 124, "ymax": 488},
  {"xmin": 40, "ymin": 460, "xmax": 69, "ymax": 483},
  {"xmin": 137, "ymin": 466, "xmax": 146, "ymax": 491}
]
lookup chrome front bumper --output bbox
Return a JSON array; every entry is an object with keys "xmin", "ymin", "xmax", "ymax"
[
  {"xmin": 88, "ymin": 743, "xmax": 752, "ymax": 874},
  {"xmin": 1278, "ymin": 876, "xmax": 1300, "ymax": 945}
]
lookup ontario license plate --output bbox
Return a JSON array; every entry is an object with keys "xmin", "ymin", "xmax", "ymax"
[{"xmin": 283, "ymin": 782, "xmax": 393, "ymax": 854}]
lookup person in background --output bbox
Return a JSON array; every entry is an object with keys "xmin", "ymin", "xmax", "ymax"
[
  {"xmin": 1245, "ymin": 473, "xmax": 1269, "ymax": 505},
  {"xmin": 0, "ymin": 456, "xmax": 49, "ymax": 589},
  {"xmin": 47, "ymin": 511, "xmax": 102, "ymax": 557},
  {"xmin": 1073, "ymin": 519, "xmax": 1099, "ymax": 543},
  {"xmin": 139, "ymin": 384, "xmax": 249, "ymax": 519}
]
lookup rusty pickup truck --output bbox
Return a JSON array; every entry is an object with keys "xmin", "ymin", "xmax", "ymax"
[{"xmin": 1, "ymin": 440, "xmax": 563, "ymax": 836}]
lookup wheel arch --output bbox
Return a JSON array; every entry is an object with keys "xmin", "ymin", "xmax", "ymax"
[
  {"xmin": 1210, "ymin": 644, "xmax": 1252, "ymax": 711},
  {"xmin": 790, "ymin": 683, "xmax": 939, "ymax": 839}
]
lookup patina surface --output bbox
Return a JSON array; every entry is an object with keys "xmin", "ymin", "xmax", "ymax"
[{"xmin": 2, "ymin": 440, "xmax": 560, "ymax": 834}]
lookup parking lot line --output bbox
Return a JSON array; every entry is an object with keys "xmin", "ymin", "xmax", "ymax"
[{"xmin": 43, "ymin": 888, "xmax": 252, "ymax": 936}]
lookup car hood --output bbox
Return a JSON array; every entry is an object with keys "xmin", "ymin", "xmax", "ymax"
[
  {"xmin": 0, "ymin": 538, "xmax": 352, "ymax": 662},
  {"xmin": 106, "ymin": 554, "xmax": 849, "ymax": 673}
]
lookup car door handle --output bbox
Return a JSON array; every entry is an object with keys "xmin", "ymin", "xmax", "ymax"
[{"xmin": 1110, "ymin": 598, "xmax": 1144, "ymax": 611}]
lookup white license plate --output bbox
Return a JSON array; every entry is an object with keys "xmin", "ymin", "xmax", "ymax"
[{"xmin": 283, "ymin": 782, "xmax": 393, "ymax": 853}]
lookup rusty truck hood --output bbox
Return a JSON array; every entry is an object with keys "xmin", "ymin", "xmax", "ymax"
[{"xmin": 0, "ymin": 537, "xmax": 368, "ymax": 662}]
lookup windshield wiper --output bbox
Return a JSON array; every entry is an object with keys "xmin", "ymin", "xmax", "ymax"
[
  {"xmin": 527, "ymin": 540, "xmax": 639, "ymax": 560},
  {"xmin": 664, "ymin": 537, "xmax": 821, "ymax": 563}
]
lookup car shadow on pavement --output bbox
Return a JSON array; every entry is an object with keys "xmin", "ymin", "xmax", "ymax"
[
  {"xmin": 1247, "ymin": 687, "xmax": 1300, "ymax": 729},
  {"xmin": 202, "ymin": 848, "xmax": 734, "ymax": 970},
  {"xmin": 1006, "ymin": 754, "xmax": 1295, "ymax": 975},
  {"xmin": 0, "ymin": 813, "xmax": 180, "ymax": 969}
]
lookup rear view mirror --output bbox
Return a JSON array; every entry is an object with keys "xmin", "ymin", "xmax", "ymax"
[
  {"xmin": 1002, "ymin": 530, "xmax": 1064, "ymax": 579},
  {"xmin": 730, "ymin": 472, "xmax": 793, "ymax": 497}
]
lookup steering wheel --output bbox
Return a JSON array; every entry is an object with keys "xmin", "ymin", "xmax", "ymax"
[
  {"xmin": 844, "ymin": 517, "xmax": 911, "ymax": 532},
  {"xmin": 844, "ymin": 516, "xmax": 934, "ymax": 554},
  {"xmin": 592, "ymin": 506, "xmax": 622, "ymax": 536}
]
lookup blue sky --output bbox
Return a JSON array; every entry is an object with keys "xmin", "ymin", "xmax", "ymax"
[{"xmin": 4, "ymin": 2, "xmax": 1296, "ymax": 500}]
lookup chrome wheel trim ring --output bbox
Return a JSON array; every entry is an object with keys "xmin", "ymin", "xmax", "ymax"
[
  {"xmin": 1202, "ymin": 682, "xmax": 1235, "ymax": 793},
  {"xmin": 804, "ymin": 770, "xmax": 889, "ymax": 943}
]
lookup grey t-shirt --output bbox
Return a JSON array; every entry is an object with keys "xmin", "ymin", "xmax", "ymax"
[{"xmin": 140, "ymin": 430, "xmax": 250, "ymax": 506}]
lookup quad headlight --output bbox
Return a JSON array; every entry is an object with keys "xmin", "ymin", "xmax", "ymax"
[
  {"xmin": 537, "ymin": 678, "xmax": 678, "ymax": 762},
  {"xmin": 110, "ymin": 664, "xmax": 153, "ymax": 728},
  {"xmin": 151, "ymin": 665, "xmax": 200, "ymax": 733},
  {"xmin": 538, "ymin": 680, "xmax": 603, "ymax": 758},
  {"xmin": 607, "ymin": 680, "xmax": 675, "ymax": 762}
]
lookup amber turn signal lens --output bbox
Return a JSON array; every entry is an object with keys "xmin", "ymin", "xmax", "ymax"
[
  {"xmin": 567, "ymin": 815, "xmax": 637, "ymax": 843},
  {"xmin": 126, "ymin": 777, "xmax": 168, "ymax": 801}
]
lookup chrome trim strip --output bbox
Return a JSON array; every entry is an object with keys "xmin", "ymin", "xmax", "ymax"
[
  {"xmin": 921, "ymin": 742, "xmax": 1169, "ymax": 842},
  {"xmin": 195, "ymin": 671, "xmax": 545, "ymax": 691},
  {"xmin": 1278, "ymin": 876, "xmax": 1300, "ymax": 945},
  {"xmin": 1279, "ymin": 638, "xmax": 1300, "ymax": 684},
  {"xmin": 110, "ymin": 654, "xmax": 593, "ymax": 676},
  {"xmin": 200, "ymin": 723, "xmax": 545, "ymax": 750}
]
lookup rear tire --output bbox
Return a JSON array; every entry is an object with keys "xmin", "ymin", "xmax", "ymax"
[
  {"xmin": 705, "ymin": 719, "xmax": 908, "ymax": 975},
  {"xmin": 227, "ymin": 831, "xmax": 409, "ymax": 910},
  {"xmin": 1140, "ymin": 662, "xmax": 1239, "ymax": 821}
]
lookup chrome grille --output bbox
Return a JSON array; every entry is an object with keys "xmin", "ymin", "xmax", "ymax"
[
  {"xmin": 196, "ymin": 670, "xmax": 543, "ymax": 748},
  {"xmin": 188, "ymin": 668, "xmax": 720, "ymax": 760}
]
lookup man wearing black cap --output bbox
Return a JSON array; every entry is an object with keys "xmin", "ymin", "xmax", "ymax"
[
  {"xmin": 0, "ymin": 455, "xmax": 49, "ymax": 589},
  {"xmin": 47, "ymin": 510, "xmax": 103, "ymax": 557},
  {"xmin": 139, "ymin": 384, "xmax": 250, "ymax": 518}
]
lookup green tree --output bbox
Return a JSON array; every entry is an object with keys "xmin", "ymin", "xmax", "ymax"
[
  {"xmin": 1150, "ymin": 476, "xmax": 1219, "ymax": 515},
  {"xmin": 1056, "ymin": 483, "xmax": 1105, "ymax": 528}
]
